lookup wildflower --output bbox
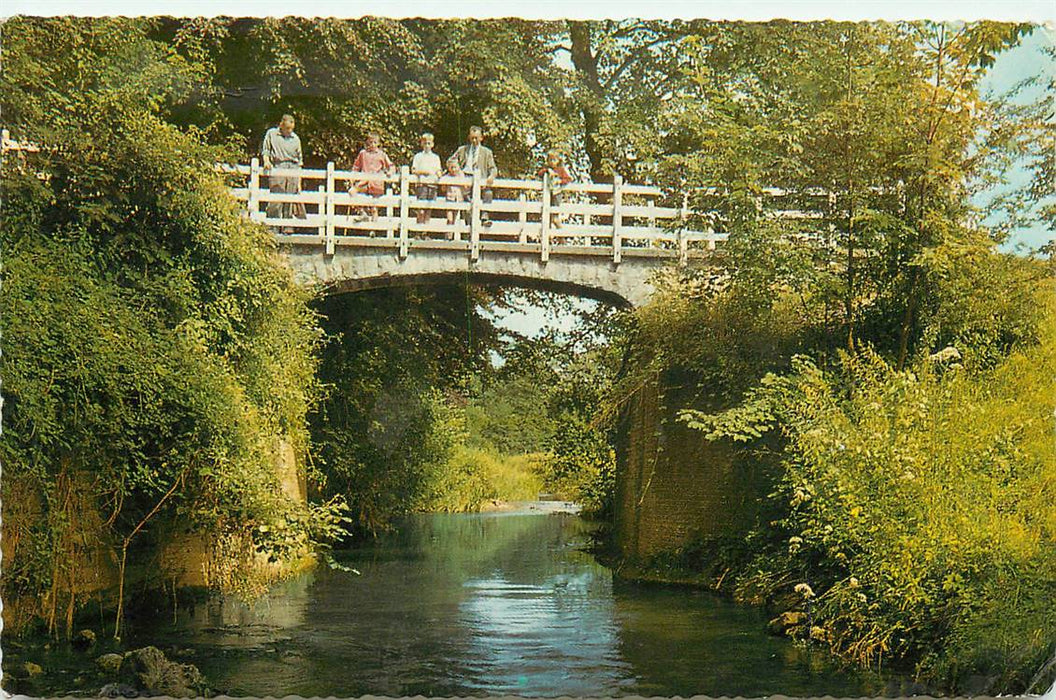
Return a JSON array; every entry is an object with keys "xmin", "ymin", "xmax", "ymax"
[
  {"xmin": 849, "ymin": 577, "xmax": 860, "ymax": 588},
  {"xmin": 794, "ymin": 582, "xmax": 815, "ymax": 599},
  {"xmin": 928, "ymin": 346, "xmax": 962, "ymax": 364},
  {"xmin": 857, "ymin": 593, "xmax": 867, "ymax": 603}
]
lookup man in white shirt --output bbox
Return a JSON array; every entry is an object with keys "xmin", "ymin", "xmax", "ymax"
[{"xmin": 411, "ymin": 132, "xmax": 443, "ymax": 225}]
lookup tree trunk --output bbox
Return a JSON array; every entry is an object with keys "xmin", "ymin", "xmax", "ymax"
[
  {"xmin": 896, "ymin": 270, "xmax": 919, "ymax": 371},
  {"xmin": 568, "ymin": 21, "xmax": 609, "ymax": 183}
]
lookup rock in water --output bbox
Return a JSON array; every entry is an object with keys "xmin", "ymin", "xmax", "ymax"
[
  {"xmin": 767, "ymin": 610, "xmax": 808, "ymax": 635},
  {"xmin": 117, "ymin": 646, "xmax": 207, "ymax": 697},
  {"xmin": 99, "ymin": 681, "xmax": 139, "ymax": 698},
  {"xmin": 73, "ymin": 628, "xmax": 97, "ymax": 651},
  {"xmin": 96, "ymin": 653, "xmax": 125, "ymax": 674}
]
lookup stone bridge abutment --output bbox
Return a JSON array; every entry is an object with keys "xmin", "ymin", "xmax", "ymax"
[{"xmin": 613, "ymin": 369, "xmax": 772, "ymax": 565}]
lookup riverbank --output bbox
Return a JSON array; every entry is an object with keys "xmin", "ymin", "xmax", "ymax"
[
  {"xmin": 479, "ymin": 499, "xmax": 582, "ymax": 514},
  {"xmin": 3, "ymin": 633, "xmax": 213, "ymax": 697},
  {"xmin": 606, "ymin": 531, "xmax": 1054, "ymax": 698},
  {"xmin": 1, "ymin": 527, "xmax": 317, "ymax": 641}
]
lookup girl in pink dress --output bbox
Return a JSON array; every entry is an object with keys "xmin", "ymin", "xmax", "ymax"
[{"xmin": 351, "ymin": 132, "xmax": 394, "ymax": 221}]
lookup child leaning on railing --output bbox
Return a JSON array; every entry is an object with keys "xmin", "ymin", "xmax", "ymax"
[
  {"xmin": 443, "ymin": 159, "xmax": 467, "ymax": 234},
  {"xmin": 537, "ymin": 150, "xmax": 573, "ymax": 229}
]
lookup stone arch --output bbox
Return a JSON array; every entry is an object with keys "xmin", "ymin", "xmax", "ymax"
[
  {"xmin": 323, "ymin": 271, "xmax": 633, "ymax": 307},
  {"xmin": 280, "ymin": 243, "xmax": 672, "ymax": 307}
]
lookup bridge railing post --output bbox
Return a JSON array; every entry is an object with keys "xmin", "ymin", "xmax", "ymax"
[
  {"xmin": 386, "ymin": 179, "xmax": 395, "ymax": 239},
  {"xmin": 325, "ymin": 161, "xmax": 336, "ymax": 255},
  {"xmin": 541, "ymin": 172, "xmax": 551, "ymax": 262},
  {"xmin": 317, "ymin": 183, "xmax": 326, "ymax": 242},
  {"xmin": 518, "ymin": 192, "xmax": 528, "ymax": 244},
  {"xmin": 612, "ymin": 174, "xmax": 623, "ymax": 264},
  {"xmin": 398, "ymin": 165, "xmax": 410, "ymax": 259},
  {"xmin": 679, "ymin": 191, "xmax": 689, "ymax": 263},
  {"xmin": 249, "ymin": 157, "xmax": 262, "ymax": 222},
  {"xmin": 470, "ymin": 174, "xmax": 481, "ymax": 262}
]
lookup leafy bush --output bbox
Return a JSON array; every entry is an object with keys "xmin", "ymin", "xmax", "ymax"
[
  {"xmin": 0, "ymin": 18, "xmax": 324, "ymax": 635},
  {"xmin": 542, "ymin": 417, "xmax": 616, "ymax": 515},
  {"xmin": 680, "ymin": 288, "xmax": 1056, "ymax": 691}
]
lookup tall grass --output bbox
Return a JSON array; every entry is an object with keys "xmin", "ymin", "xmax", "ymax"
[{"xmin": 421, "ymin": 447, "xmax": 545, "ymax": 513}]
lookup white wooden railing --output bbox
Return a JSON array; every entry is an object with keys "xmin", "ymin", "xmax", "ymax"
[{"xmin": 220, "ymin": 159, "xmax": 724, "ymax": 263}]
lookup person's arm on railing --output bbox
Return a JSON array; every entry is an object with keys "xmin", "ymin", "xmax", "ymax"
[
  {"xmin": 261, "ymin": 129, "xmax": 274, "ymax": 170},
  {"xmin": 483, "ymin": 150, "xmax": 497, "ymax": 187}
]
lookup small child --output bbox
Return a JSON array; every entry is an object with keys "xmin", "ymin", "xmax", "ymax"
[
  {"xmin": 537, "ymin": 150, "xmax": 573, "ymax": 228},
  {"xmin": 444, "ymin": 159, "xmax": 467, "ymax": 230},
  {"xmin": 412, "ymin": 132, "xmax": 443, "ymax": 225},
  {"xmin": 351, "ymin": 132, "xmax": 394, "ymax": 221}
]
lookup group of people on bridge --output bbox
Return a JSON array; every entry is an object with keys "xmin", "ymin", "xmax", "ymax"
[{"xmin": 260, "ymin": 114, "xmax": 573, "ymax": 232}]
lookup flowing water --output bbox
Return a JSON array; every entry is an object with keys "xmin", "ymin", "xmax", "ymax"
[{"xmin": 8, "ymin": 504, "xmax": 907, "ymax": 697}]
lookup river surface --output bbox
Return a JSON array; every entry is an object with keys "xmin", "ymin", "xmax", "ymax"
[
  {"xmin": 122, "ymin": 503, "xmax": 900, "ymax": 697},
  {"xmin": 7, "ymin": 504, "xmax": 905, "ymax": 697}
]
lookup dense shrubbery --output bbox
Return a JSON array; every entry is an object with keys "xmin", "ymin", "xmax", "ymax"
[
  {"xmin": 542, "ymin": 418, "xmax": 616, "ymax": 514},
  {"xmin": 0, "ymin": 19, "xmax": 328, "ymax": 635},
  {"xmin": 624, "ymin": 242, "xmax": 1055, "ymax": 692},
  {"xmin": 461, "ymin": 314, "xmax": 620, "ymax": 515},
  {"xmin": 681, "ymin": 293, "xmax": 1055, "ymax": 688},
  {"xmin": 307, "ymin": 286, "xmax": 504, "ymax": 530},
  {"xmin": 537, "ymin": 349, "xmax": 619, "ymax": 514},
  {"xmin": 310, "ymin": 288, "xmax": 616, "ymax": 524}
]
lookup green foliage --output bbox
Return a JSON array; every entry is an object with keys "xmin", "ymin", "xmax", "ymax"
[
  {"xmin": 676, "ymin": 287, "xmax": 1056, "ymax": 692},
  {"xmin": 309, "ymin": 287, "xmax": 503, "ymax": 530},
  {"xmin": 543, "ymin": 417, "xmax": 616, "ymax": 516},
  {"xmin": 488, "ymin": 453, "xmax": 548, "ymax": 502},
  {"xmin": 539, "ymin": 344, "xmax": 620, "ymax": 516},
  {"xmin": 614, "ymin": 22, "xmax": 1050, "ymax": 691},
  {"xmin": 657, "ymin": 21, "xmax": 1035, "ymax": 365},
  {"xmin": 422, "ymin": 447, "xmax": 546, "ymax": 512},
  {"xmin": 1, "ymin": 17, "xmax": 323, "ymax": 630},
  {"xmin": 143, "ymin": 17, "xmax": 575, "ymax": 176},
  {"xmin": 465, "ymin": 371, "xmax": 557, "ymax": 456},
  {"xmin": 418, "ymin": 445, "xmax": 498, "ymax": 514}
]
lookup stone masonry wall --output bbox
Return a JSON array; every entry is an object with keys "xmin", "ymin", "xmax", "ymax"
[{"xmin": 614, "ymin": 369, "xmax": 768, "ymax": 562}]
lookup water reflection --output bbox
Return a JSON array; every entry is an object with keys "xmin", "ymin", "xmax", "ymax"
[{"xmin": 126, "ymin": 506, "xmax": 891, "ymax": 697}]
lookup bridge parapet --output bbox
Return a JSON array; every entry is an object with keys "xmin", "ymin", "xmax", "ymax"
[{"xmin": 220, "ymin": 160, "xmax": 724, "ymax": 264}]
